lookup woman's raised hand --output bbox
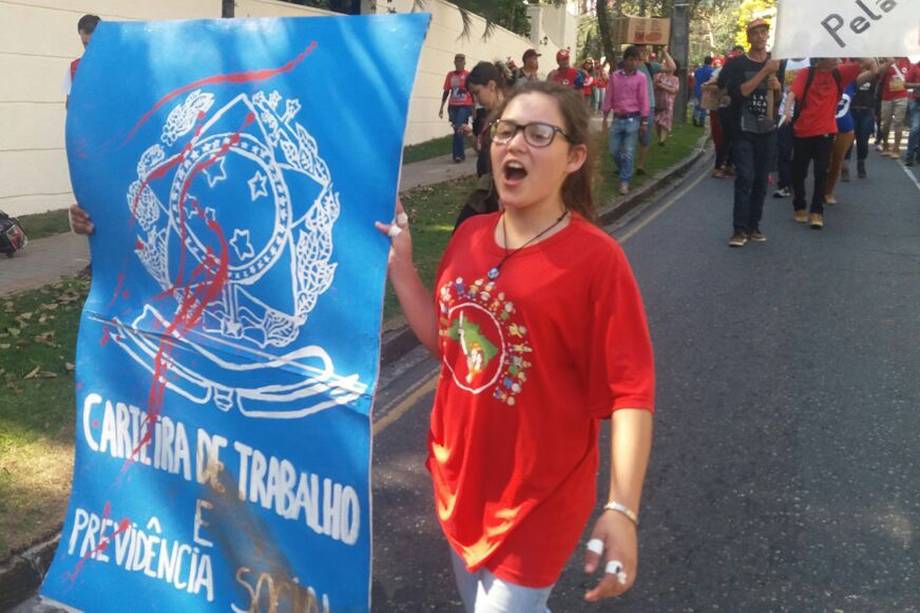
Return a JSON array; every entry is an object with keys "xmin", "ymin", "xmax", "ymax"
[
  {"xmin": 374, "ymin": 197, "xmax": 413, "ymax": 272},
  {"xmin": 69, "ymin": 204, "xmax": 94, "ymax": 235}
]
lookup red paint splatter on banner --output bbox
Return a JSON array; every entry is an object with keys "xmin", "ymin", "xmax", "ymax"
[
  {"xmin": 99, "ymin": 327, "xmax": 110, "ymax": 347},
  {"xmin": 108, "ymin": 272, "xmax": 125, "ymax": 308},
  {"xmin": 66, "ymin": 501, "xmax": 131, "ymax": 584},
  {"xmin": 123, "ymin": 42, "xmax": 316, "ymax": 145},
  {"xmin": 123, "ymin": 110, "xmax": 252, "ymax": 471}
]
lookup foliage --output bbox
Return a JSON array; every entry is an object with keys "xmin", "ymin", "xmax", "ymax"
[
  {"xmin": 592, "ymin": 0, "xmax": 745, "ymax": 66},
  {"xmin": 732, "ymin": 0, "xmax": 775, "ymax": 49}
]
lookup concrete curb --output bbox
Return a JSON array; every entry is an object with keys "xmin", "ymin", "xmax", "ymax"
[{"xmin": 0, "ymin": 133, "xmax": 712, "ymax": 607}]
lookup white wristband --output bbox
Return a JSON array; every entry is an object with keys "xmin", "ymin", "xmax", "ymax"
[{"xmin": 603, "ymin": 501, "xmax": 638, "ymax": 526}]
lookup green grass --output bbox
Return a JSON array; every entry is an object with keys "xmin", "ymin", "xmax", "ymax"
[
  {"xmin": 16, "ymin": 209, "xmax": 71, "ymax": 241},
  {"xmin": 595, "ymin": 119, "xmax": 703, "ymax": 207},
  {"xmin": 402, "ymin": 135, "xmax": 456, "ymax": 164},
  {"xmin": 0, "ymin": 278, "xmax": 88, "ymax": 558},
  {"xmin": 383, "ymin": 177, "xmax": 472, "ymax": 319}
]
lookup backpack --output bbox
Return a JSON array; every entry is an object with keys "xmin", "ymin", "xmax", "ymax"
[
  {"xmin": 792, "ymin": 67, "xmax": 842, "ymax": 126},
  {"xmin": 0, "ymin": 210, "xmax": 28, "ymax": 257}
]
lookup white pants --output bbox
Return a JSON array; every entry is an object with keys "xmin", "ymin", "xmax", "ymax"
[{"xmin": 450, "ymin": 549, "xmax": 554, "ymax": 613}]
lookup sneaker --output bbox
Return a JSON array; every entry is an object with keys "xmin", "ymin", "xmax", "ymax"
[
  {"xmin": 748, "ymin": 229, "xmax": 767, "ymax": 243},
  {"xmin": 712, "ymin": 168, "xmax": 726, "ymax": 178},
  {"xmin": 793, "ymin": 209, "xmax": 808, "ymax": 224},
  {"xmin": 772, "ymin": 187, "xmax": 791, "ymax": 198},
  {"xmin": 825, "ymin": 194, "xmax": 838, "ymax": 205},
  {"xmin": 857, "ymin": 160, "xmax": 867, "ymax": 178},
  {"xmin": 841, "ymin": 166, "xmax": 850, "ymax": 182},
  {"xmin": 809, "ymin": 213, "xmax": 824, "ymax": 229},
  {"xmin": 619, "ymin": 182, "xmax": 629, "ymax": 195},
  {"xmin": 728, "ymin": 231, "xmax": 748, "ymax": 247}
]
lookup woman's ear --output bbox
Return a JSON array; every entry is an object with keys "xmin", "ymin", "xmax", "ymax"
[{"xmin": 566, "ymin": 143, "xmax": 588, "ymax": 174}]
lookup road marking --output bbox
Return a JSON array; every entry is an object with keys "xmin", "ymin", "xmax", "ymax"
[
  {"xmin": 899, "ymin": 161, "xmax": 920, "ymax": 193},
  {"xmin": 616, "ymin": 168, "xmax": 709, "ymax": 244},
  {"xmin": 373, "ymin": 373, "xmax": 438, "ymax": 435}
]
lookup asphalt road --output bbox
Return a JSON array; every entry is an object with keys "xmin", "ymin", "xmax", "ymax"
[{"xmin": 369, "ymin": 152, "xmax": 920, "ymax": 612}]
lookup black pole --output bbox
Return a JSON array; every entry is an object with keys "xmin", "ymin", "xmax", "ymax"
[{"xmin": 222, "ymin": 0, "xmax": 234, "ymax": 18}]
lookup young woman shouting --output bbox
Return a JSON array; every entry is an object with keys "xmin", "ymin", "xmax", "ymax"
[{"xmin": 377, "ymin": 81, "xmax": 655, "ymax": 610}]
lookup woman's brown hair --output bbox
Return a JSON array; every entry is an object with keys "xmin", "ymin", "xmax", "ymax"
[{"xmin": 491, "ymin": 80, "xmax": 597, "ymax": 221}]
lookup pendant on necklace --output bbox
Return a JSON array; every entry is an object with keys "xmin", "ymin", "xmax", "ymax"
[{"xmin": 487, "ymin": 267, "xmax": 500, "ymax": 280}]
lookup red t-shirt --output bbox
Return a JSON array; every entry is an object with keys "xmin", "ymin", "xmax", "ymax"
[
  {"xmin": 550, "ymin": 67, "xmax": 580, "ymax": 88},
  {"xmin": 880, "ymin": 59, "xmax": 911, "ymax": 101},
  {"xmin": 581, "ymin": 72, "xmax": 595, "ymax": 97},
  {"xmin": 791, "ymin": 63, "xmax": 861, "ymax": 138},
  {"xmin": 428, "ymin": 212, "xmax": 655, "ymax": 587},
  {"xmin": 443, "ymin": 70, "xmax": 473, "ymax": 107},
  {"xmin": 906, "ymin": 63, "xmax": 920, "ymax": 101}
]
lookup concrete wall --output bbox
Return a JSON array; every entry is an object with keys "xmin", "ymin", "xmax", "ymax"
[
  {"xmin": 369, "ymin": 0, "xmax": 565, "ymax": 144},
  {"xmin": 0, "ymin": 0, "xmax": 576, "ymax": 216}
]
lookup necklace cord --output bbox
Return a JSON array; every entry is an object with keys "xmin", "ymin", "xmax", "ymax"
[{"xmin": 493, "ymin": 209, "xmax": 569, "ymax": 278}]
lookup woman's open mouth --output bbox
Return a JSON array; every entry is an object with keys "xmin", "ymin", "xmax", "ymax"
[{"xmin": 502, "ymin": 160, "xmax": 528, "ymax": 184}]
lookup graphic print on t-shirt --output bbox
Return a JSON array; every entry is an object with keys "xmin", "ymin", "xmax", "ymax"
[
  {"xmin": 740, "ymin": 68, "xmax": 771, "ymax": 133},
  {"xmin": 438, "ymin": 276, "xmax": 532, "ymax": 405},
  {"xmin": 836, "ymin": 91, "xmax": 851, "ymax": 119}
]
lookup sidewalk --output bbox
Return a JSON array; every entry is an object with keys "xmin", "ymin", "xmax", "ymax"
[{"xmin": 0, "ymin": 152, "xmax": 477, "ymax": 296}]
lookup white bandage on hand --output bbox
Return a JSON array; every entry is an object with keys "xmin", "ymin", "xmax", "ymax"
[
  {"xmin": 586, "ymin": 538, "xmax": 605, "ymax": 555},
  {"xmin": 396, "ymin": 212, "xmax": 409, "ymax": 226},
  {"xmin": 605, "ymin": 560, "xmax": 628, "ymax": 585},
  {"xmin": 387, "ymin": 225, "xmax": 402, "ymax": 238}
]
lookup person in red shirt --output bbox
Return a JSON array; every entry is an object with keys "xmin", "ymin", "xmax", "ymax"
[
  {"xmin": 594, "ymin": 64, "xmax": 609, "ymax": 114},
  {"xmin": 64, "ymin": 14, "xmax": 100, "ymax": 110},
  {"xmin": 377, "ymin": 81, "xmax": 654, "ymax": 608},
  {"xmin": 877, "ymin": 57, "xmax": 912, "ymax": 159},
  {"xmin": 580, "ymin": 57, "xmax": 596, "ymax": 107},
  {"xmin": 785, "ymin": 58, "xmax": 876, "ymax": 229},
  {"xmin": 904, "ymin": 60, "xmax": 920, "ymax": 166},
  {"xmin": 439, "ymin": 53, "xmax": 474, "ymax": 163},
  {"xmin": 547, "ymin": 49, "xmax": 580, "ymax": 89}
]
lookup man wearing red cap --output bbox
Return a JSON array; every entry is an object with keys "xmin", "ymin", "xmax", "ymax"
[{"xmin": 548, "ymin": 49, "xmax": 581, "ymax": 89}]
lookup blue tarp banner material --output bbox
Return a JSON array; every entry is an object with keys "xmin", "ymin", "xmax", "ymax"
[{"xmin": 41, "ymin": 13, "xmax": 429, "ymax": 612}]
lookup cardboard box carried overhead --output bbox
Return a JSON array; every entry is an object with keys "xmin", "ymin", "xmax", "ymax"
[{"xmin": 614, "ymin": 16, "xmax": 671, "ymax": 45}]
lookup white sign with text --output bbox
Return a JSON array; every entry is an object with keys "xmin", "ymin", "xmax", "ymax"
[{"xmin": 772, "ymin": 0, "xmax": 920, "ymax": 59}]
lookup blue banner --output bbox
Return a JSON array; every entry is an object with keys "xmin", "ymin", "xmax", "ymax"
[{"xmin": 41, "ymin": 14, "xmax": 428, "ymax": 611}]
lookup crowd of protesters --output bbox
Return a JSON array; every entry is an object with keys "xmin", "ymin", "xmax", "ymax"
[{"xmin": 690, "ymin": 19, "xmax": 919, "ymax": 247}]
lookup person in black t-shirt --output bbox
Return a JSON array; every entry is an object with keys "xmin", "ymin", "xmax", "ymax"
[
  {"xmin": 717, "ymin": 19, "xmax": 782, "ymax": 248},
  {"xmin": 849, "ymin": 74, "xmax": 879, "ymax": 178}
]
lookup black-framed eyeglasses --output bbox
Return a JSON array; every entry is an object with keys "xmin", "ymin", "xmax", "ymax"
[{"xmin": 490, "ymin": 119, "xmax": 572, "ymax": 148}]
